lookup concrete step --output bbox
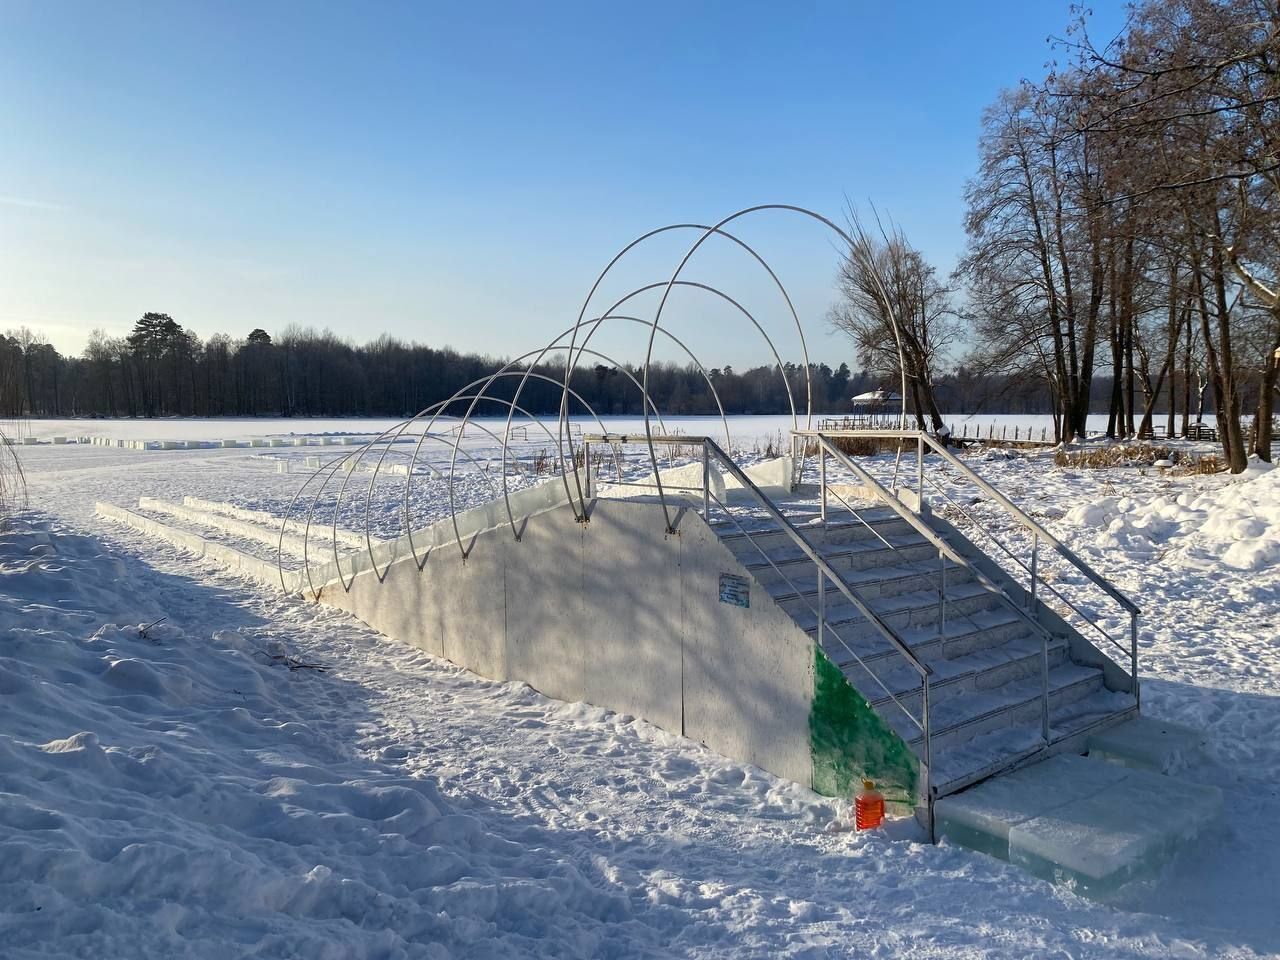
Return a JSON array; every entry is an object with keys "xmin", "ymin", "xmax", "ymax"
[
  {"xmin": 842, "ymin": 632, "xmax": 1071, "ymax": 715},
  {"xmin": 713, "ymin": 511, "xmax": 913, "ymax": 556},
  {"xmin": 784, "ymin": 578, "xmax": 1000, "ymax": 636},
  {"xmin": 737, "ymin": 535, "xmax": 942, "ymax": 586},
  {"xmin": 767, "ymin": 557, "xmax": 974, "ymax": 606},
  {"xmin": 820, "ymin": 604, "xmax": 1030, "ymax": 671},
  {"xmin": 934, "ymin": 752, "xmax": 1221, "ymax": 895},
  {"xmin": 928, "ymin": 689, "xmax": 1138, "ymax": 797},
  {"xmin": 893, "ymin": 660, "xmax": 1107, "ymax": 757}
]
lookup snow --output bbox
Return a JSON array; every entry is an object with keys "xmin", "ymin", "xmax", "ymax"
[{"xmin": 2, "ymin": 418, "xmax": 1279, "ymax": 957}]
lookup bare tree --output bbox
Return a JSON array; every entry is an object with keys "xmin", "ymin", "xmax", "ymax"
[{"xmin": 830, "ymin": 215, "xmax": 961, "ymax": 432}]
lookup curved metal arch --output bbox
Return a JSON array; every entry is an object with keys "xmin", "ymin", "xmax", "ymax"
[
  {"xmin": 496, "ymin": 306, "xmax": 737, "ymax": 520},
  {"xmin": 635, "ymin": 205, "xmax": 907, "ymax": 533},
  {"xmin": 557, "ymin": 222, "xmax": 817, "ymax": 514},
  {"xmin": 423, "ymin": 376, "xmax": 621, "ymax": 567},
  {"xmin": 305, "ymin": 437, "xmax": 502, "ymax": 597},
  {"xmin": 559, "ymin": 278, "xmax": 796, "ymax": 459},
  {"xmin": 317, "ymin": 411, "xmax": 508, "ymax": 593},
  {"xmin": 431, "ymin": 350, "xmax": 667, "ymax": 565}
]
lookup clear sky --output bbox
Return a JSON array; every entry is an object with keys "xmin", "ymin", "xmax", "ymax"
[{"xmin": 0, "ymin": 1, "xmax": 1126, "ymax": 369}]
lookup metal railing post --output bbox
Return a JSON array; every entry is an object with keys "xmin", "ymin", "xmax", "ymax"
[
  {"xmin": 1029, "ymin": 533, "xmax": 1039, "ymax": 614},
  {"xmin": 916, "ymin": 434, "xmax": 925, "ymax": 513},
  {"xmin": 921, "ymin": 675, "xmax": 933, "ymax": 841},
  {"xmin": 938, "ymin": 548, "xmax": 946, "ymax": 639},
  {"xmin": 819, "ymin": 445, "xmax": 827, "ymax": 529},
  {"xmin": 817, "ymin": 567, "xmax": 826, "ymax": 650},
  {"xmin": 584, "ymin": 440, "xmax": 593, "ymax": 501},
  {"xmin": 701, "ymin": 441, "xmax": 710, "ymax": 521},
  {"xmin": 1131, "ymin": 612, "xmax": 1140, "ymax": 708}
]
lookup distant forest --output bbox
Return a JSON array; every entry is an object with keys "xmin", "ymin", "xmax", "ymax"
[{"xmin": 2, "ymin": 316, "xmax": 1149, "ymax": 422}]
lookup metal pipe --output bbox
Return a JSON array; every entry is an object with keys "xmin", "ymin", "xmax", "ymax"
[
  {"xmin": 1131, "ymin": 613, "xmax": 1140, "ymax": 707},
  {"xmin": 819, "ymin": 446, "xmax": 827, "ymax": 529},
  {"xmin": 1030, "ymin": 533, "xmax": 1039, "ymax": 612},
  {"xmin": 921, "ymin": 675, "xmax": 934, "ymax": 841},
  {"xmin": 701, "ymin": 441, "xmax": 710, "ymax": 522},
  {"xmin": 916, "ymin": 435, "xmax": 924, "ymax": 512},
  {"xmin": 817, "ymin": 567, "xmax": 826, "ymax": 652},
  {"xmin": 938, "ymin": 549, "xmax": 946, "ymax": 639}
]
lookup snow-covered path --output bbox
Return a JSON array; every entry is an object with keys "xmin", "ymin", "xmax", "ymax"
[{"xmin": 3, "ymin": 428, "xmax": 1279, "ymax": 957}]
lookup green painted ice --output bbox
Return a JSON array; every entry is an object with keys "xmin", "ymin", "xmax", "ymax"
[{"xmin": 809, "ymin": 645, "xmax": 919, "ymax": 802}]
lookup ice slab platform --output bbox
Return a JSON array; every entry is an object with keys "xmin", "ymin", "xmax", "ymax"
[
  {"xmin": 1087, "ymin": 715, "xmax": 1207, "ymax": 774},
  {"xmin": 934, "ymin": 753, "xmax": 1222, "ymax": 895}
]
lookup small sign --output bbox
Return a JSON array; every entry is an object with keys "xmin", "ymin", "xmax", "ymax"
[{"xmin": 719, "ymin": 573, "xmax": 750, "ymax": 608}]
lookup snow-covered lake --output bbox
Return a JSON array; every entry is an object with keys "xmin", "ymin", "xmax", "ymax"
[
  {"xmin": 15, "ymin": 412, "xmax": 1141, "ymax": 444},
  {"xmin": 1, "ymin": 419, "xmax": 1277, "ymax": 957}
]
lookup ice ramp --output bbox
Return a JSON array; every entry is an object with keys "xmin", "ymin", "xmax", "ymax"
[{"xmin": 934, "ymin": 751, "xmax": 1221, "ymax": 895}]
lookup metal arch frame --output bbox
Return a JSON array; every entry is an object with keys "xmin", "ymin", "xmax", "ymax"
[
  {"xmin": 276, "ymin": 431, "xmax": 492, "ymax": 595},
  {"xmin": 632, "ymin": 205, "xmax": 907, "ymax": 533},
  {"xmin": 436, "ymin": 367, "xmax": 632, "ymax": 561},
  {"xmin": 557, "ymin": 222, "xmax": 816, "ymax": 520},
  {"xmin": 476, "ymin": 275, "xmax": 775, "ymax": 526},
  {"xmin": 491, "ymin": 316, "xmax": 732, "ymax": 512},
  {"xmin": 280, "ymin": 203, "xmax": 911, "ymax": 573},
  {"xmin": 344, "ymin": 382, "xmax": 615, "ymax": 585},
  {"xmin": 535, "ymin": 277, "xmax": 802, "ymax": 520},
  {"xmin": 395, "ymin": 353, "xmax": 661, "ymax": 569},
  {"xmin": 307, "ymin": 437, "xmax": 501, "ymax": 596}
]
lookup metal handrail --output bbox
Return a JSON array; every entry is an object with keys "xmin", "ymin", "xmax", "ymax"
[
  {"xmin": 704, "ymin": 485, "xmax": 922, "ymax": 731},
  {"xmin": 801, "ymin": 428, "xmax": 1140, "ymax": 707},
  {"xmin": 813, "ymin": 435, "xmax": 1067, "ymax": 741},
  {"xmin": 700, "ymin": 440, "xmax": 931, "ymax": 680},
  {"xmin": 796, "ymin": 430, "xmax": 1139, "ymax": 616},
  {"xmin": 921, "ymin": 471, "xmax": 1132, "ymax": 657}
]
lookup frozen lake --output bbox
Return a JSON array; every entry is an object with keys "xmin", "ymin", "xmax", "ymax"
[{"xmin": 12, "ymin": 412, "xmax": 1141, "ymax": 444}]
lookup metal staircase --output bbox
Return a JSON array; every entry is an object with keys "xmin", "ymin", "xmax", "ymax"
[{"xmin": 587, "ymin": 429, "xmax": 1141, "ymax": 831}]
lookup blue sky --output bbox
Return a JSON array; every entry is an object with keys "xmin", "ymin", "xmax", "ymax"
[{"xmin": 0, "ymin": 1, "xmax": 1125, "ymax": 369}]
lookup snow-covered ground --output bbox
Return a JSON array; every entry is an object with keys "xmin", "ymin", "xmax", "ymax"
[{"xmin": 2, "ymin": 418, "xmax": 1278, "ymax": 957}]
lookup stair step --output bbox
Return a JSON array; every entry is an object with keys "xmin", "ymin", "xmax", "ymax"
[
  {"xmin": 713, "ymin": 511, "xmax": 912, "ymax": 555},
  {"xmin": 821, "ymin": 605, "xmax": 1030, "ymax": 669},
  {"xmin": 929, "ymin": 692, "xmax": 1139, "ymax": 798},
  {"xmin": 787, "ymin": 578, "xmax": 998, "ymax": 635},
  {"xmin": 737, "ymin": 533, "xmax": 939, "ymax": 581},
  {"xmin": 893, "ymin": 661, "xmax": 1106, "ymax": 756},
  {"xmin": 767, "ymin": 557, "xmax": 972, "ymax": 607},
  {"xmin": 842, "ymin": 632, "xmax": 1071, "ymax": 714}
]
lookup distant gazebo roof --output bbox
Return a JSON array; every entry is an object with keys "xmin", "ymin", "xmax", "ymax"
[{"xmin": 850, "ymin": 390, "xmax": 902, "ymax": 405}]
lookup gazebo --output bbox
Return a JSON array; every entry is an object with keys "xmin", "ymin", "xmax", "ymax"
[{"xmin": 848, "ymin": 389, "xmax": 903, "ymax": 428}]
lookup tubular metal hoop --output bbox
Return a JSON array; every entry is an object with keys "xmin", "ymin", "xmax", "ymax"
[
  {"xmin": 308, "ymin": 437, "xmax": 500, "ymax": 597},
  {"xmin": 558, "ymin": 222, "xmax": 814, "ymax": 521},
  {"xmin": 396, "ymin": 350, "xmax": 661, "ymax": 570},
  {"xmin": 438, "ymin": 369, "xmax": 628, "ymax": 563},
  {"xmin": 558, "ymin": 279, "xmax": 794, "ymax": 447},
  {"xmin": 497, "ymin": 298, "xmax": 749, "ymax": 520},
  {"xmin": 483, "ymin": 277, "xmax": 765, "ymax": 526},
  {"xmin": 636, "ymin": 205, "xmax": 904, "ymax": 533},
  {"xmin": 371, "ymin": 393, "xmax": 585, "ymax": 584},
  {"xmin": 424, "ymin": 345, "xmax": 664, "ymax": 549}
]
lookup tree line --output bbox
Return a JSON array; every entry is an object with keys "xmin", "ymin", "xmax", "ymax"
[
  {"xmin": 0, "ymin": 316, "xmax": 871, "ymax": 420},
  {"xmin": 0, "ymin": 315, "xmax": 1153, "ymax": 424},
  {"xmin": 828, "ymin": 0, "xmax": 1277, "ymax": 471}
]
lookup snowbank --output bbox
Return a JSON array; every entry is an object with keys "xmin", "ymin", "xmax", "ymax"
[{"xmin": 1064, "ymin": 461, "xmax": 1279, "ymax": 571}]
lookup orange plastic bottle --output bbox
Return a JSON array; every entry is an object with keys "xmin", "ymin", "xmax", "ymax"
[{"xmin": 854, "ymin": 779, "xmax": 885, "ymax": 831}]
